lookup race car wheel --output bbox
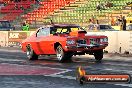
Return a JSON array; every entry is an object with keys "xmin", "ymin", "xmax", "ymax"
[
  {"xmin": 26, "ymin": 46, "xmax": 38, "ymax": 60},
  {"xmin": 56, "ymin": 45, "xmax": 65, "ymax": 62},
  {"xmin": 94, "ymin": 49, "xmax": 103, "ymax": 61},
  {"xmin": 56, "ymin": 45, "xmax": 72, "ymax": 62}
]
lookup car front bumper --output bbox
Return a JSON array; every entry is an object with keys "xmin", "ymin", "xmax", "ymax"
[{"xmin": 65, "ymin": 44, "xmax": 108, "ymax": 51}]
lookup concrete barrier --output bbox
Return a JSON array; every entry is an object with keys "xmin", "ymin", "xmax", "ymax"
[
  {"xmin": 0, "ymin": 31, "xmax": 35, "ymax": 47},
  {"xmin": 7, "ymin": 31, "xmax": 35, "ymax": 47},
  {"xmin": 117, "ymin": 31, "xmax": 132, "ymax": 54},
  {"xmin": 0, "ymin": 31, "xmax": 8, "ymax": 47}
]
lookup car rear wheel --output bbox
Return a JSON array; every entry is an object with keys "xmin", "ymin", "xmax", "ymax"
[
  {"xmin": 94, "ymin": 49, "xmax": 103, "ymax": 61},
  {"xmin": 26, "ymin": 46, "xmax": 38, "ymax": 60},
  {"xmin": 56, "ymin": 45, "xmax": 72, "ymax": 62}
]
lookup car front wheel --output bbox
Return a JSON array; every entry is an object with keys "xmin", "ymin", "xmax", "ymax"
[{"xmin": 56, "ymin": 45, "xmax": 72, "ymax": 62}]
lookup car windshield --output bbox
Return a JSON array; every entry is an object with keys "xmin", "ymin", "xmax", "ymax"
[
  {"xmin": 0, "ymin": 21, "xmax": 11, "ymax": 28},
  {"xmin": 50, "ymin": 26, "xmax": 83, "ymax": 34},
  {"xmin": 100, "ymin": 25, "xmax": 113, "ymax": 30}
]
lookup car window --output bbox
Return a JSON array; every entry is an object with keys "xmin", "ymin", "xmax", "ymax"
[
  {"xmin": 37, "ymin": 27, "xmax": 50, "ymax": 37},
  {"xmin": 50, "ymin": 26, "xmax": 81, "ymax": 34},
  {"xmin": 100, "ymin": 25, "xmax": 112, "ymax": 30}
]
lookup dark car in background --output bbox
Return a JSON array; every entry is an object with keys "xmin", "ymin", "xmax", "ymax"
[
  {"xmin": 126, "ymin": 24, "xmax": 132, "ymax": 30},
  {"xmin": 88, "ymin": 24, "xmax": 115, "ymax": 31},
  {"xmin": 99, "ymin": 24, "xmax": 115, "ymax": 31},
  {"xmin": 0, "ymin": 20, "xmax": 15, "ymax": 31}
]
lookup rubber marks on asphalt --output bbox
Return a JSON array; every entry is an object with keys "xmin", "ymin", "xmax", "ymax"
[
  {"xmin": 32, "ymin": 60, "xmax": 62, "ymax": 66},
  {"xmin": 0, "ymin": 63, "xmax": 71, "ymax": 75}
]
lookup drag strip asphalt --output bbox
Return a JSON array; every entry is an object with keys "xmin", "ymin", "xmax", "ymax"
[{"xmin": 0, "ymin": 47, "xmax": 132, "ymax": 88}]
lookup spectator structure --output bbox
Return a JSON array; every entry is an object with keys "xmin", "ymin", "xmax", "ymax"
[
  {"xmin": 22, "ymin": 0, "xmax": 75, "ymax": 24},
  {"xmin": 0, "ymin": 0, "xmax": 34, "ymax": 21},
  {"xmin": 0, "ymin": 0, "xmax": 132, "ymax": 29}
]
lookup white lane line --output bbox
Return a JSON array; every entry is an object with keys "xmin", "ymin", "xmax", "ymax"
[
  {"xmin": 3, "ymin": 81, "xmax": 44, "ymax": 85},
  {"xmin": 115, "ymin": 84, "xmax": 132, "ymax": 87},
  {"xmin": 51, "ymin": 70, "xmax": 72, "ymax": 75},
  {"xmin": 0, "ymin": 58, "xmax": 24, "ymax": 62},
  {"xmin": 0, "ymin": 49, "xmax": 23, "ymax": 53},
  {"xmin": 44, "ymin": 74, "xmax": 76, "ymax": 80}
]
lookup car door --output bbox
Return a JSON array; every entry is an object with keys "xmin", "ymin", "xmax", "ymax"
[
  {"xmin": 36, "ymin": 27, "xmax": 55, "ymax": 54},
  {"xmin": 32, "ymin": 27, "xmax": 45, "ymax": 55}
]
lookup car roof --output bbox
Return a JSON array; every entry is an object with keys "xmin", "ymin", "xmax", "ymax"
[
  {"xmin": 38, "ymin": 24, "xmax": 80, "ymax": 31},
  {"xmin": 43, "ymin": 24, "xmax": 79, "ymax": 27},
  {"xmin": 53, "ymin": 24, "xmax": 79, "ymax": 27}
]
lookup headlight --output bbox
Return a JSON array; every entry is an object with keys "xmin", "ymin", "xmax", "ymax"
[
  {"xmin": 100, "ymin": 38, "xmax": 108, "ymax": 42},
  {"xmin": 66, "ymin": 40, "xmax": 75, "ymax": 45},
  {"xmin": 104, "ymin": 38, "xmax": 108, "ymax": 42}
]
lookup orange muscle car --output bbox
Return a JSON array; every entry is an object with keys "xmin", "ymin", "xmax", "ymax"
[{"xmin": 21, "ymin": 24, "xmax": 108, "ymax": 62}]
